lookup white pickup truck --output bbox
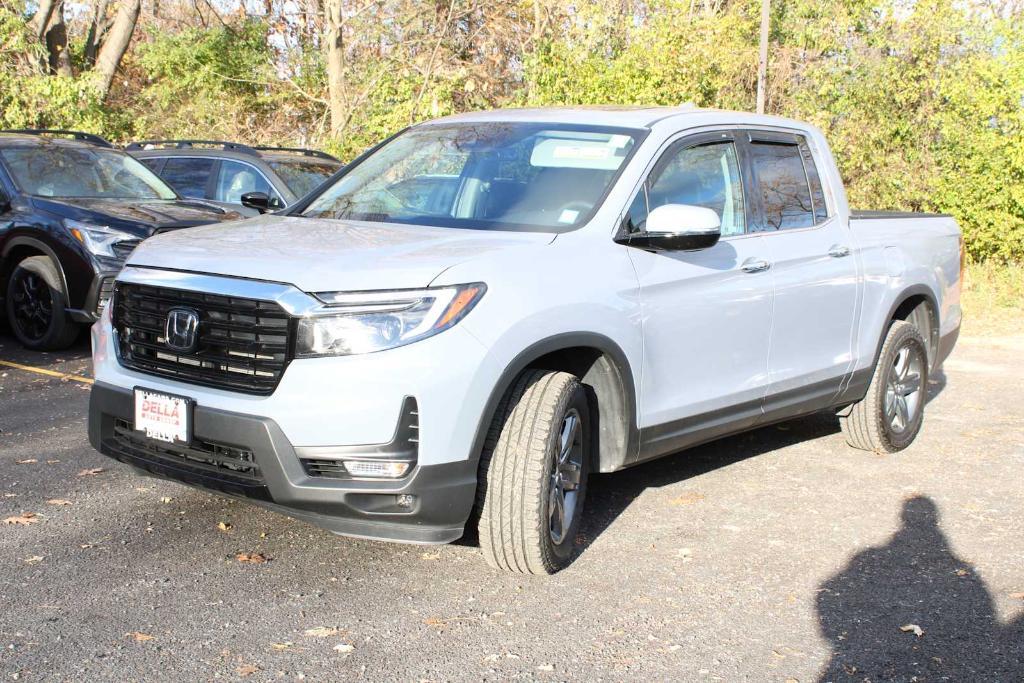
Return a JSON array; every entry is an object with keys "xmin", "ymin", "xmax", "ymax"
[{"xmin": 88, "ymin": 107, "xmax": 962, "ymax": 574}]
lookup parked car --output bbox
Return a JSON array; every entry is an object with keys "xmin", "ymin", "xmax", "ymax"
[
  {"xmin": 126, "ymin": 140, "xmax": 342, "ymax": 214},
  {"xmin": 88, "ymin": 108, "xmax": 963, "ymax": 574},
  {"xmin": 0, "ymin": 129, "xmax": 243, "ymax": 350}
]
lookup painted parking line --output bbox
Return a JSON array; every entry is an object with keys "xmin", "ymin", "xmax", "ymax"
[{"xmin": 0, "ymin": 359, "xmax": 94, "ymax": 385}]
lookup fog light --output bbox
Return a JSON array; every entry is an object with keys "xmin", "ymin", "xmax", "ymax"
[
  {"xmin": 342, "ymin": 460, "xmax": 410, "ymax": 479},
  {"xmin": 396, "ymin": 494, "xmax": 416, "ymax": 508}
]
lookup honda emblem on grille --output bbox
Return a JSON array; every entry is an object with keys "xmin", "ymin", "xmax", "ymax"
[{"xmin": 164, "ymin": 308, "xmax": 199, "ymax": 353}]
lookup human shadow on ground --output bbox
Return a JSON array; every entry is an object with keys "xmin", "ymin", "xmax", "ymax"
[{"xmin": 816, "ymin": 496, "xmax": 1023, "ymax": 682}]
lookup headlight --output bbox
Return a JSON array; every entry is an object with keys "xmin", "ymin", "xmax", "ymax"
[
  {"xmin": 65, "ymin": 219, "xmax": 139, "ymax": 259},
  {"xmin": 296, "ymin": 283, "xmax": 486, "ymax": 357}
]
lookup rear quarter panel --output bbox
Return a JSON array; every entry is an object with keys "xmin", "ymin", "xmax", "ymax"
[{"xmin": 849, "ymin": 215, "xmax": 962, "ymax": 374}]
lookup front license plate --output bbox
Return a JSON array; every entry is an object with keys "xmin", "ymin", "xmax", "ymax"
[{"xmin": 134, "ymin": 388, "xmax": 191, "ymax": 444}]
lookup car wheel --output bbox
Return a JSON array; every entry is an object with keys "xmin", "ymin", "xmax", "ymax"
[
  {"xmin": 5, "ymin": 255, "xmax": 79, "ymax": 351},
  {"xmin": 840, "ymin": 320, "xmax": 929, "ymax": 453},
  {"xmin": 477, "ymin": 369, "xmax": 591, "ymax": 574}
]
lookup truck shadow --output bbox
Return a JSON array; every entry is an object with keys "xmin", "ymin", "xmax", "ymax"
[
  {"xmin": 581, "ymin": 367, "xmax": 949, "ymax": 551},
  {"xmin": 579, "ymin": 410, "xmax": 841, "ymax": 550},
  {"xmin": 815, "ymin": 496, "xmax": 1023, "ymax": 681}
]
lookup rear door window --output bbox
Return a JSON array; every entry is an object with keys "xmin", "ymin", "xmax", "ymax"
[
  {"xmin": 160, "ymin": 157, "xmax": 215, "ymax": 199},
  {"xmin": 749, "ymin": 142, "xmax": 815, "ymax": 230}
]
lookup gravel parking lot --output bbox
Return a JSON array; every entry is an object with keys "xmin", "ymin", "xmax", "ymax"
[{"xmin": 2, "ymin": 328, "xmax": 1022, "ymax": 681}]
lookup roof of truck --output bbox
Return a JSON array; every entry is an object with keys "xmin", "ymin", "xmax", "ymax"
[{"xmin": 423, "ymin": 105, "xmax": 810, "ymax": 131}]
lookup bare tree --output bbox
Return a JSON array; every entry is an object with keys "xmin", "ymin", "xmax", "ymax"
[
  {"xmin": 84, "ymin": 0, "xmax": 114, "ymax": 67},
  {"xmin": 323, "ymin": 0, "xmax": 345, "ymax": 136},
  {"xmin": 29, "ymin": 0, "xmax": 57, "ymax": 40},
  {"xmin": 95, "ymin": 0, "xmax": 142, "ymax": 99}
]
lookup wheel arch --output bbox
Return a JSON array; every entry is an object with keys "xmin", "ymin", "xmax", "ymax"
[
  {"xmin": 880, "ymin": 285, "xmax": 940, "ymax": 371},
  {"xmin": 470, "ymin": 332, "xmax": 639, "ymax": 475},
  {"xmin": 1, "ymin": 236, "xmax": 69, "ymax": 300}
]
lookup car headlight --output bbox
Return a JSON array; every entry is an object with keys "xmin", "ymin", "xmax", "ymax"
[
  {"xmin": 65, "ymin": 219, "xmax": 139, "ymax": 259},
  {"xmin": 296, "ymin": 283, "xmax": 486, "ymax": 357}
]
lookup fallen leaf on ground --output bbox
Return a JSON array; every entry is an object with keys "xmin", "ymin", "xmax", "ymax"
[
  {"xmin": 270, "ymin": 642, "xmax": 292, "ymax": 651},
  {"xmin": 77, "ymin": 468, "xmax": 104, "ymax": 477},
  {"xmin": 332, "ymin": 643, "xmax": 354, "ymax": 657},
  {"xmin": 421, "ymin": 551, "xmax": 440, "ymax": 560},
  {"xmin": 236, "ymin": 552, "xmax": 268, "ymax": 564},
  {"xmin": 160, "ymin": 497, "xmax": 173, "ymax": 504},
  {"xmin": 15, "ymin": 459, "xmax": 37, "ymax": 464},
  {"xmin": 900, "ymin": 624, "xmax": 924, "ymax": 637},
  {"xmin": 236, "ymin": 664, "xmax": 259, "ymax": 676},
  {"xmin": 218, "ymin": 522, "xmax": 232, "ymax": 532},
  {"xmin": 3, "ymin": 513, "xmax": 39, "ymax": 525},
  {"xmin": 126, "ymin": 632, "xmax": 155, "ymax": 642},
  {"xmin": 46, "ymin": 499, "xmax": 72, "ymax": 506},
  {"xmin": 304, "ymin": 627, "xmax": 340, "ymax": 638},
  {"xmin": 24, "ymin": 555, "xmax": 44, "ymax": 564},
  {"xmin": 669, "ymin": 491, "xmax": 705, "ymax": 506}
]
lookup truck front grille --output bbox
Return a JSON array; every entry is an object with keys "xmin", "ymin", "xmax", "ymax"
[
  {"xmin": 111, "ymin": 418, "xmax": 262, "ymax": 481},
  {"xmin": 112, "ymin": 282, "xmax": 293, "ymax": 395}
]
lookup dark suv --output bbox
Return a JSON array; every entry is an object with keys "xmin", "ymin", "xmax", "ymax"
[
  {"xmin": 0, "ymin": 130, "xmax": 243, "ymax": 350},
  {"xmin": 126, "ymin": 140, "xmax": 342, "ymax": 213}
]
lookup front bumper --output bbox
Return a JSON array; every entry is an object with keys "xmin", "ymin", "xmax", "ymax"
[
  {"xmin": 67, "ymin": 272, "xmax": 117, "ymax": 323},
  {"xmin": 88, "ymin": 382, "xmax": 478, "ymax": 544}
]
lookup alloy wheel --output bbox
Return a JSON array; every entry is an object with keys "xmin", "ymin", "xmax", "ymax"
[
  {"xmin": 549, "ymin": 408, "xmax": 583, "ymax": 544},
  {"xmin": 884, "ymin": 342, "xmax": 925, "ymax": 433},
  {"xmin": 10, "ymin": 270, "xmax": 53, "ymax": 342}
]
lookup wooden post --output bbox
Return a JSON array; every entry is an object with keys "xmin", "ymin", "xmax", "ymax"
[{"xmin": 756, "ymin": 0, "xmax": 769, "ymax": 114}]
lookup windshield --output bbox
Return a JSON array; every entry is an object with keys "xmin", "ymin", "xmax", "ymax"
[
  {"xmin": 0, "ymin": 146, "xmax": 177, "ymax": 200},
  {"xmin": 269, "ymin": 159, "xmax": 341, "ymax": 198},
  {"xmin": 299, "ymin": 123, "xmax": 643, "ymax": 232}
]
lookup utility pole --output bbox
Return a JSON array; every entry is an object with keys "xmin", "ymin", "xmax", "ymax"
[{"xmin": 756, "ymin": 0, "xmax": 769, "ymax": 114}]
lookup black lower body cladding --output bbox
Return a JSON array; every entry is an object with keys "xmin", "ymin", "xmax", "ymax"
[{"xmin": 88, "ymin": 382, "xmax": 478, "ymax": 544}]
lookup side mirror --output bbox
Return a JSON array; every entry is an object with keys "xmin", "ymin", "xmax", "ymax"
[
  {"xmin": 618, "ymin": 204, "xmax": 722, "ymax": 252},
  {"xmin": 240, "ymin": 191, "xmax": 283, "ymax": 213}
]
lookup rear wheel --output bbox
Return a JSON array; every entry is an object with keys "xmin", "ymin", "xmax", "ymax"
[
  {"xmin": 477, "ymin": 369, "xmax": 591, "ymax": 574},
  {"xmin": 5, "ymin": 255, "xmax": 79, "ymax": 351},
  {"xmin": 840, "ymin": 321, "xmax": 928, "ymax": 453}
]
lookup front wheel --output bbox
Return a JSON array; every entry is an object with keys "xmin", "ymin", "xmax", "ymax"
[
  {"xmin": 839, "ymin": 320, "xmax": 929, "ymax": 453},
  {"xmin": 477, "ymin": 369, "xmax": 591, "ymax": 574},
  {"xmin": 5, "ymin": 255, "xmax": 80, "ymax": 351}
]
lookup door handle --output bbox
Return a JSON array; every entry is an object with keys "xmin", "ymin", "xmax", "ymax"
[
  {"xmin": 741, "ymin": 257, "xmax": 771, "ymax": 273},
  {"xmin": 828, "ymin": 244, "xmax": 851, "ymax": 258}
]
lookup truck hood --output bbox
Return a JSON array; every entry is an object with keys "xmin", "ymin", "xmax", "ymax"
[{"xmin": 126, "ymin": 215, "xmax": 555, "ymax": 292}]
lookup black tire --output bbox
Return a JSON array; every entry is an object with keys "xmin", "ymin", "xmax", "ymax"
[
  {"xmin": 840, "ymin": 320, "xmax": 929, "ymax": 453},
  {"xmin": 477, "ymin": 369, "xmax": 591, "ymax": 574},
  {"xmin": 5, "ymin": 255, "xmax": 79, "ymax": 351}
]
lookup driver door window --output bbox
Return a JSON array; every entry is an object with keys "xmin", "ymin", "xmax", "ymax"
[
  {"xmin": 215, "ymin": 160, "xmax": 279, "ymax": 205},
  {"xmin": 626, "ymin": 141, "xmax": 745, "ymax": 236}
]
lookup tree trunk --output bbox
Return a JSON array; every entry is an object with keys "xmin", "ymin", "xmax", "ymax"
[
  {"xmin": 84, "ymin": 0, "xmax": 113, "ymax": 68},
  {"xmin": 324, "ymin": 0, "xmax": 346, "ymax": 137},
  {"xmin": 30, "ymin": 0, "xmax": 57, "ymax": 41},
  {"xmin": 44, "ymin": 2, "xmax": 73, "ymax": 77},
  {"xmin": 94, "ymin": 0, "xmax": 142, "ymax": 100}
]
